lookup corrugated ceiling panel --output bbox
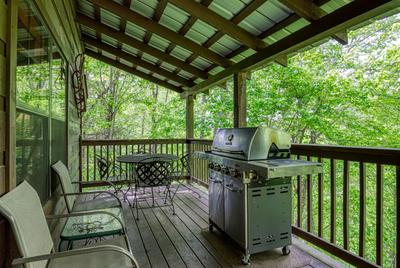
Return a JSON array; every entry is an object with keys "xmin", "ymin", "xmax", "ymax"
[
  {"xmin": 321, "ymin": 0, "xmax": 353, "ymax": 13},
  {"xmin": 158, "ymin": 13, "xmax": 185, "ymax": 32},
  {"xmin": 80, "ymin": 25, "xmax": 97, "ymax": 37},
  {"xmin": 209, "ymin": 42, "xmax": 233, "ymax": 56},
  {"xmin": 121, "ymin": 44, "xmax": 139, "ymax": 56},
  {"xmin": 125, "ymin": 21, "xmax": 146, "ymax": 41},
  {"xmin": 209, "ymin": 0, "xmax": 244, "ymax": 20},
  {"xmin": 256, "ymin": 0, "xmax": 292, "ymax": 22},
  {"xmin": 131, "ymin": 0, "xmax": 157, "ymax": 18},
  {"xmin": 141, "ymin": 53, "xmax": 159, "ymax": 65},
  {"xmin": 239, "ymin": 12, "xmax": 272, "ymax": 35},
  {"xmin": 101, "ymin": 50, "xmax": 117, "ymax": 61},
  {"xmin": 185, "ymin": 28, "xmax": 209, "ymax": 45},
  {"xmin": 148, "ymin": 34, "xmax": 170, "ymax": 52},
  {"xmin": 215, "ymin": 35, "xmax": 241, "ymax": 51},
  {"xmin": 101, "ymin": 34, "xmax": 119, "ymax": 47},
  {"xmin": 164, "ymin": 3, "xmax": 190, "ymax": 22},
  {"xmin": 189, "ymin": 20, "xmax": 218, "ymax": 41},
  {"xmin": 136, "ymin": 65, "xmax": 151, "ymax": 74},
  {"xmin": 78, "ymin": 0, "xmax": 95, "ymax": 17},
  {"xmin": 100, "ymin": 8, "xmax": 120, "ymax": 30},
  {"xmin": 160, "ymin": 62, "xmax": 177, "ymax": 72},
  {"xmin": 169, "ymin": 46, "xmax": 192, "ymax": 61},
  {"xmin": 208, "ymin": 66, "xmax": 224, "ymax": 75},
  {"xmin": 119, "ymin": 58, "xmax": 134, "ymax": 68},
  {"xmin": 169, "ymin": 80, "xmax": 181, "ymax": 87},
  {"xmin": 177, "ymin": 69, "xmax": 193, "ymax": 80},
  {"xmin": 191, "ymin": 57, "xmax": 212, "ymax": 70},
  {"xmin": 153, "ymin": 72, "xmax": 167, "ymax": 81},
  {"xmin": 85, "ymin": 45, "xmax": 98, "ymax": 53}
]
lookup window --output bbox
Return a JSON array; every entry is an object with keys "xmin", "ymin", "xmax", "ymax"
[{"xmin": 16, "ymin": 0, "xmax": 67, "ymax": 203}]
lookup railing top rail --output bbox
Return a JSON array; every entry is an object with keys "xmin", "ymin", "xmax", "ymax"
[
  {"xmin": 82, "ymin": 139, "xmax": 186, "ymax": 146},
  {"xmin": 292, "ymin": 143, "xmax": 400, "ymax": 165}
]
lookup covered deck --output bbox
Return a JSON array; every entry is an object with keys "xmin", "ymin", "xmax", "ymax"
[
  {"xmin": 112, "ymin": 184, "xmax": 333, "ymax": 268},
  {"xmin": 0, "ymin": 0, "xmax": 400, "ymax": 267}
]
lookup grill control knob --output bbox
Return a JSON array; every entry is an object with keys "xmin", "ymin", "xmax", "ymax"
[
  {"xmin": 234, "ymin": 169, "xmax": 241, "ymax": 178},
  {"xmin": 208, "ymin": 163, "xmax": 214, "ymax": 169},
  {"xmin": 249, "ymin": 170, "xmax": 257, "ymax": 180},
  {"xmin": 214, "ymin": 164, "xmax": 221, "ymax": 172},
  {"xmin": 222, "ymin": 167, "xmax": 230, "ymax": 175}
]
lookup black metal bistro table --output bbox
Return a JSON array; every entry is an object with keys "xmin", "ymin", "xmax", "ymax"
[
  {"xmin": 116, "ymin": 153, "xmax": 179, "ymax": 164},
  {"xmin": 116, "ymin": 153, "xmax": 179, "ymax": 201}
]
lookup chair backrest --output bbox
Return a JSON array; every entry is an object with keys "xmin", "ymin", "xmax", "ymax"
[
  {"xmin": 51, "ymin": 160, "xmax": 76, "ymax": 212},
  {"xmin": 0, "ymin": 181, "xmax": 53, "ymax": 268},
  {"xmin": 180, "ymin": 153, "xmax": 191, "ymax": 176},
  {"xmin": 135, "ymin": 159, "xmax": 172, "ymax": 187},
  {"xmin": 96, "ymin": 155, "xmax": 110, "ymax": 180}
]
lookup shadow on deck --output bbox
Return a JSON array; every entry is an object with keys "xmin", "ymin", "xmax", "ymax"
[{"xmin": 116, "ymin": 184, "xmax": 339, "ymax": 268}]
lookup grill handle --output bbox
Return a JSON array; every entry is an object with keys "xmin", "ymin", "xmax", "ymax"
[
  {"xmin": 225, "ymin": 184, "xmax": 243, "ymax": 193},
  {"xmin": 211, "ymin": 147, "xmax": 245, "ymax": 155}
]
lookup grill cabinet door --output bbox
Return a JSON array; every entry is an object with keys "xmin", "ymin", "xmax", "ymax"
[
  {"xmin": 209, "ymin": 171, "xmax": 224, "ymax": 230},
  {"xmin": 224, "ymin": 176, "xmax": 245, "ymax": 248}
]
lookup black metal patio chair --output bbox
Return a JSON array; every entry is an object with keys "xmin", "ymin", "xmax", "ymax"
[
  {"xmin": 170, "ymin": 153, "xmax": 201, "ymax": 199},
  {"xmin": 133, "ymin": 158, "xmax": 175, "ymax": 220},
  {"xmin": 96, "ymin": 155, "xmax": 130, "ymax": 196}
]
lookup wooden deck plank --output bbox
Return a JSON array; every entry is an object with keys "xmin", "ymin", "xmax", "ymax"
[
  {"xmin": 158, "ymin": 199, "xmax": 232, "ymax": 268},
  {"xmin": 141, "ymin": 200, "xmax": 187, "ymax": 268},
  {"xmin": 151, "ymin": 202, "xmax": 207, "ymax": 268},
  {"xmin": 74, "ymin": 185, "xmax": 341, "ymax": 268},
  {"xmin": 133, "ymin": 207, "xmax": 169, "ymax": 267},
  {"xmin": 122, "ymin": 203, "xmax": 152, "ymax": 268}
]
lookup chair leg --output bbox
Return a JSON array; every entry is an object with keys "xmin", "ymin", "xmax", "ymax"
[
  {"xmin": 167, "ymin": 185, "xmax": 176, "ymax": 215},
  {"xmin": 134, "ymin": 186, "xmax": 139, "ymax": 220},
  {"xmin": 151, "ymin": 187, "xmax": 155, "ymax": 207}
]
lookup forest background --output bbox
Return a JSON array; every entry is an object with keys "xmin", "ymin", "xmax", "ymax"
[{"xmin": 82, "ymin": 14, "xmax": 400, "ymax": 268}]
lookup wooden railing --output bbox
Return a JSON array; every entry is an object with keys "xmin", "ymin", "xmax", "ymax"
[
  {"xmin": 79, "ymin": 139, "xmax": 187, "ymax": 188},
  {"xmin": 80, "ymin": 139, "xmax": 399, "ymax": 268}
]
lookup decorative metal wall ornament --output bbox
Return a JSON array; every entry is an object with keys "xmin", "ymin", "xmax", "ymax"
[{"xmin": 71, "ymin": 53, "xmax": 87, "ymax": 117}]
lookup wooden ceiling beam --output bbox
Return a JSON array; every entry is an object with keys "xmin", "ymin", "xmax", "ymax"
[
  {"xmin": 89, "ymin": 0, "xmax": 232, "ymax": 67},
  {"xmin": 183, "ymin": 0, "xmax": 398, "ymax": 96},
  {"xmin": 279, "ymin": 0, "xmax": 349, "ymax": 44},
  {"xmin": 83, "ymin": 34, "xmax": 194, "ymax": 87},
  {"xmin": 85, "ymin": 49, "xmax": 183, "ymax": 93},
  {"xmin": 139, "ymin": 0, "xmax": 168, "ymax": 59},
  {"xmin": 168, "ymin": 0, "xmax": 267, "ymax": 51},
  {"xmin": 77, "ymin": 13, "xmax": 209, "ymax": 79}
]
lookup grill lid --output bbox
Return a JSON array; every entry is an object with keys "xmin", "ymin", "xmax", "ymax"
[{"xmin": 211, "ymin": 126, "xmax": 291, "ymax": 161}]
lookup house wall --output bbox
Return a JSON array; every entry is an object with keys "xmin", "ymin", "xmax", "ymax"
[
  {"xmin": 0, "ymin": 0, "xmax": 82, "ymax": 266},
  {"xmin": 0, "ymin": 0, "xmax": 7, "ymax": 261}
]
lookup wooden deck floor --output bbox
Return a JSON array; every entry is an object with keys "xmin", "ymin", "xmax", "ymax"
[{"xmin": 119, "ymin": 184, "xmax": 334, "ymax": 268}]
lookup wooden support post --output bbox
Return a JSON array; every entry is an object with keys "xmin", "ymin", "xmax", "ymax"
[
  {"xmin": 186, "ymin": 95, "xmax": 194, "ymax": 139},
  {"xmin": 233, "ymin": 72, "xmax": 247, "ymax": 128}
]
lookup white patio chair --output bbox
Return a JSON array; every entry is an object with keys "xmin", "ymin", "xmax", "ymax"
[
  {"xmin": 52, "ymin": 160, "xmax": 122, "ymax": 213},
  {"xmin": 0, "ymin": 181, "xmax": 139, "ymax": 268}
]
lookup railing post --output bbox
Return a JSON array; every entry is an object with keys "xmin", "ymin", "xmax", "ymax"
[
  {"xmin": 233, "ymin": 72, "xmax": 247, "ymax": 128},
  {"xmin": 396, "ymin": 166, "xmax": 400, "ymax": 268}
]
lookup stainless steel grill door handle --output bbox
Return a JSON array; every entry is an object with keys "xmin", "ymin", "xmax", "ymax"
[
  {"xmin": 225, "ymin": 184, "xmax": 242, "ymax": 193},
  {"xmin": 209, "ymin": 178, "xmax": 222, "ymax": 183}
]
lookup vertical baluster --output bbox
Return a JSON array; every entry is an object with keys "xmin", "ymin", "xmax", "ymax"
[
  {"xmin": 106, "ymin": 145, "xmax": 110, "ymax": 178},
  {"xmin": 396, "ymin": 166, "xmax": 400, "ymax": 268},
  {"xmin": 307, "ymin": 156, "xmax": 312, "ymax": 233},
  {"xmin": 112, "ymin": 144, "xmax": 116, "ymax": 176},
  {"xmin": 343, "ymin": 160, "xmax": 349, "ymax": 250},
  {"xmin": 359, "ymin": 162, "xmax": 366, "ymax": 257},
  {"xmin": 376, "ymin": 164, "xmax": 383, "ymax": 265},
  {"xmin": 297, "ymin": 155, "xmax": 302, "ymax": 228},
  {"xmin": 86, "ymin": 145, "xmax": 89, "ymax": 183},
  {"xmin": 118, "ymin": 145, "xmax": 122, "ymax": 178},
  {"xmin": 330, "ymin": 159, "xmax": 336, "ymax": 243},
  {"xmin": 318, "ymin": 157, "xmax": 323, "ymax": 238},
  {"xmin": 93, "ymin": 146, "xmax": 97, "ymax": 181}
]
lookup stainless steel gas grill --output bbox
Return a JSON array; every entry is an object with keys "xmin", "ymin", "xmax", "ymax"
[{"xmin": 195, "ymin": 126, "xmax": 322, "ymax": 265}]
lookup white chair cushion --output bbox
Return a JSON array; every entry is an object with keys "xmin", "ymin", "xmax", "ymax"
[
  {"xmin": 0, "ymin": 181, "xmax": 53, "ymax": 268},
  {"xmin": 48, "ymin": 236, "xmax": 133, "ymax": 268},
  {"xmin": 52, "ymin": 161, "xmax": 77, "ymax": 212}
]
